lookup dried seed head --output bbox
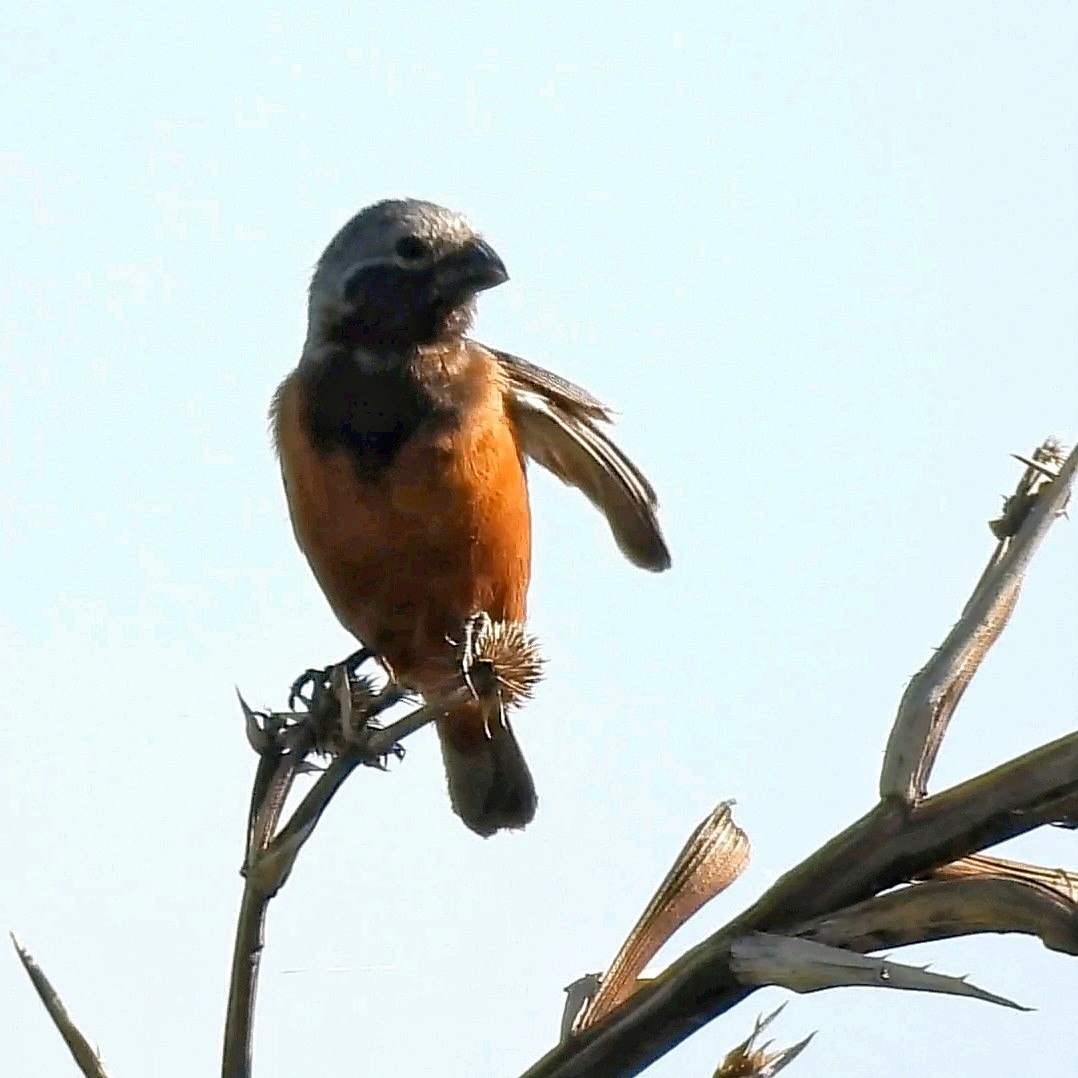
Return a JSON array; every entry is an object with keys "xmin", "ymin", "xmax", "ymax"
[
  {"xmin": 468, "ymin": 617, "xmax": 545, "ymax": 709},
  {"xmin": 348, "ymin": 674, "xmax": 381, "ymax": 715},
  {"xmin": 714, "ymin": 1006, "xmax": 814, "ymax": 1077}
]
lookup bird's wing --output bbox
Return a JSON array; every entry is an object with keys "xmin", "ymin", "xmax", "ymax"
[
  {"xmin": 484, "ymin": 346, "xmax": 613, "ymax": 420},
  {"xmin": 485, "ymin": 344, "xmax": 672, "ymax": 572}
]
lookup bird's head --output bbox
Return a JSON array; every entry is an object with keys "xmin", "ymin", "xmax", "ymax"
[{"xmin": 307, "ymin": 198, "xmax": 508, "ymax": 352}]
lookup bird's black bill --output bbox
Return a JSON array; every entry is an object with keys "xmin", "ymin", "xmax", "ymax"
[{"xmin": 431, "ymin": 239, "xmax": 508, "ymax": 303}]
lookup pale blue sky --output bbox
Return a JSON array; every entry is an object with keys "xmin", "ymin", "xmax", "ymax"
[{"xmin": 2, "ymin": 3, "xmax": 1076, "ymax": 1076}]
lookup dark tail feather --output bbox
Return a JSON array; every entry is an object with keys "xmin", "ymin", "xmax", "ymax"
[{"xmin": 437, "ymin": 702, "xmax": 537, "ymax": 837}]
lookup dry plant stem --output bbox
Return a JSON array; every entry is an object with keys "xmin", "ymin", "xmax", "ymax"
[
  {"xmin": 881, "ymin": 445, "xmax": 1077, "ymax": 803},
  {"xmin": 578, "ymin": 802, "xmax": 750, "ymax": 1030},
  {"xmin": 719, "ymin": 729, "xmax": 1078, "ymax": 938},
  {"xmin": 521, "ymin": 443, "xmax": 1077, "ymax": 1078},
  {"xmin": 222, "ymin": 882, "xmax": 274, "ymax": 1078},
  {"xmin": 221, "ymin": 683, "xmax": 465, "ymax": 1078},
  {"xmin": 10, "ymin": 935, "xmax": 111, "ymax": 1078},
  {"xmin": 880, "ymin": 551, "xmax": 1019, "ymax": 803},
  {"xmin": 521, "ymin": 734, "xmax": 1078, "ymax": 1077},
  {"xmin": 224, "ymin": 700, "xmax": 321, "ymax": 1078},
  {"xmin": 221, "ymin": 619, "xmax": 543, "ymax": 1078},
  {"xmin": 221, "ymin": 740, "xmax": 325, "ymax": 1078}
]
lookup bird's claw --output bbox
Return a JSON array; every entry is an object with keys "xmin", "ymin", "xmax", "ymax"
[
  {"xmin": 350, "ymin": 718, "xmax": 406, "ymax": 770},
  {"xmin": 287, "ymin": 667, "xmax": 324, "ymax": 711},
  {"xmin": 287, "ymin": 647, "xmax": 375, "ymax": 712}
]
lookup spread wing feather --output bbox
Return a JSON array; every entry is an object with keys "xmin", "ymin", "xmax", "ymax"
[{"xmin": 483, "ymin": 344, "xmax": 671, "ymax": 572}]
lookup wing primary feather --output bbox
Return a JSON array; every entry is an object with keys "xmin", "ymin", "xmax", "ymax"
[{"xmin": 503, "ymin": 383, "xmax": 671, "ymax": 571}]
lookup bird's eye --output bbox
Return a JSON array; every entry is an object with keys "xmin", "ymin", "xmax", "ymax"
[{"xmin": 394, "ymin": 235, "xmax": 430, "ymax": 264}]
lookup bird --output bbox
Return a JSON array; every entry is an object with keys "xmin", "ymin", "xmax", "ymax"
[{"xmin": 271, "ymin": 198, "xmax": 670, "ymax": 837}]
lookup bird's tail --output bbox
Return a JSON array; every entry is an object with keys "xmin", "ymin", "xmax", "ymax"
[{"xmin": 437, "ymin": 700, "xmax": 537, "ymax": 837}]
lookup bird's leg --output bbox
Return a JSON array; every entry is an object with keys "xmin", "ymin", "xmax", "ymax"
[
  {"xmin": 341, "ymin": 659, "xmax": 410, "ymax": 764},
  {"xmin": 458, "ymin": 611, "xmax": 504, "ymax": 737}
]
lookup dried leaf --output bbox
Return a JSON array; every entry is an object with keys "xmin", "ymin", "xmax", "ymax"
[{"xmin": 730, "ymin": 933, "xmax": 1028, "ymax": 1010}]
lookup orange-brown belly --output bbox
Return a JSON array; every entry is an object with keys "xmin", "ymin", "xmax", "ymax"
[{"xmin": 274, "ymin": 372, "xmax": 532, "ymax": 696}]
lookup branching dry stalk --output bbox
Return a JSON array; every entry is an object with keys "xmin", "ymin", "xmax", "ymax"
[
  {"xmin": 222, "ymin": 614, "xmax": 543, "ymax": 1078},
  {"xmin": 880, "ymin": 437, "xmax": 1070, "ymax": 802},
  {"xmin": 526, "ymin": 439, "xmax": 1077, "ymax": 1078},
  {"xmin": 12, "ymin": 614, "xmax": 542, "ymax": 1078}
]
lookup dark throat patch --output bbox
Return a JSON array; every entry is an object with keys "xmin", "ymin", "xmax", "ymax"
[{"xmin": 300, "ymin": 348, "xmax": 459, "ymax": 479}]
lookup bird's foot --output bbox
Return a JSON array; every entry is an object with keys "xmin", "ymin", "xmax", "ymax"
[
  {"xmin": 348, "ymin": 714, "xmax": 408, "ymax": 770},
  {"xmin": 287, "ymin": 647, "xmax": 374, "ymax": 712},
  {"xmin": 340, "ymin": 680, "xmax": 410, "ymax": 767}
]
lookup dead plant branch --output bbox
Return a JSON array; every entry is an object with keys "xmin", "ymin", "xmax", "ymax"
[
  {"xmin": 13, "ymin": 440, "xmax": 1072, "ymax": 1078},
  {"xmin": 219, "ymin": 616, "xmax": 542, "ymax": 1078},
  {"xmin": 521, "ymin": 441, "xmax": 1077, "ymax": 1078},
  {"xmin": 881, "ymin": 439, "xmax": 1074, "ymax": 803}
]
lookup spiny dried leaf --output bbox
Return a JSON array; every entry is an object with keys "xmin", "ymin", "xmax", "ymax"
[
  {"xmin": 301, "ymin": 669, "xmax": 386, "ymax": 758},
  {"xmin": 237, "ymin": 689, "xmax": 274, "ymax": 754},
  {"xmin": 340, "ymin": 673, "xmax": 382, "ymax": 738},
  {"xmin": 730, "ymin": 933, "xmax": 1029, "ymax": 1010},
  {"xmin": 1032, "ymin": 437, "xmax": 1068, "ymax": 468},
  {"xmin": 715, "ymin": 1034, "xmax": 814, "ymax": 1078}
]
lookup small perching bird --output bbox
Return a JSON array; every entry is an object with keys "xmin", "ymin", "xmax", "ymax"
[{"xmin": 271, "ymin": 199, "xmax": 670, "ymax": 836}]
